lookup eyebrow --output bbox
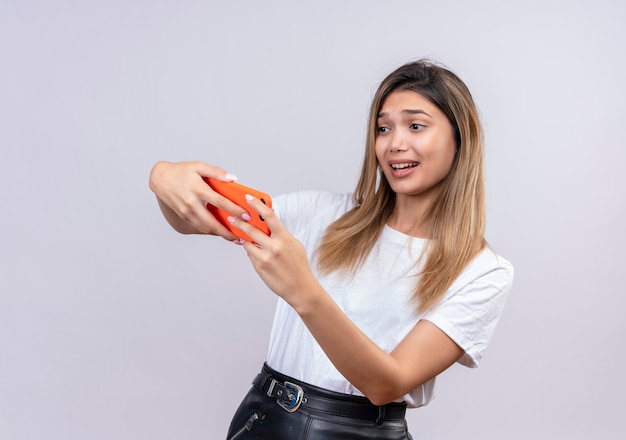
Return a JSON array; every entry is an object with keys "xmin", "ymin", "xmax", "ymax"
[{"xmin": 377, "ymin": 109, "xmax": 432, "ymax": 118}]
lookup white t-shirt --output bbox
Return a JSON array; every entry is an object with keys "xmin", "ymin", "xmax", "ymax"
[{"xmin": 266, "ymin": 191, "xmax": 513, "ymax": 408}]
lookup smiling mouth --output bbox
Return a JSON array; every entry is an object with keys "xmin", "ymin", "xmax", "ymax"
[{"xmin": 390, "ymin": 162, "xmax": 419, "ymax": 170}]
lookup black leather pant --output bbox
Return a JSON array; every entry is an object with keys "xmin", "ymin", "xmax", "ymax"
[{"xmin": 226, "ymin": 364, "xmax": 413, "ymax": 440}]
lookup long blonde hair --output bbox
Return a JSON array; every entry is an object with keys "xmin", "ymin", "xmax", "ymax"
[{"xmin": 315, "ymin": 59, "xmax": 486, "ymax": 312}]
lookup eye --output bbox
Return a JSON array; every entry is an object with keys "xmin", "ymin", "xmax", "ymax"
[
  {"xmin": 377, "ymin": 126, "xmax": 390, "ymax": 134},
  {"xmin": 410, "ymin": 123, "xmax": 425, "ymax": 131}
]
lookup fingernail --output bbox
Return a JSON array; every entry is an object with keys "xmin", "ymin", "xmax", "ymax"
[
  {"xmin": 225, "ymin": 173, "xmax": 238, "ymax": 181},
  {"xmin": 242, "ymin": 213, "xmax": 252, "ymax": 222},
  {"xmin": 227, "ymin": 216, "xmax": 236, "ymax": 224},
  {"xmin": 245, "ymin": 194, "xmax": 254, "ymax": 201},
  {"xmin": 232, "ymin": 238, "xmax": 244, "ymax": 245}
]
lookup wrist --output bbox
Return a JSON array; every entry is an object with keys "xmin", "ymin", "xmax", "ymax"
[
  {"xmin": 148, "ymin": 161, "xmax": 172, "ymax": 193},
  {"xmin": 291, "ymin": 277, "xmax": 328, "ymax": 317}
]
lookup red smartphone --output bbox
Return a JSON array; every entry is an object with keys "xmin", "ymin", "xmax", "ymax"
[{"xmin": 204, "ymin": 177, "xmax": 272, "ymax": 242}]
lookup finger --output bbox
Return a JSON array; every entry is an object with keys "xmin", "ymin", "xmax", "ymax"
[
  {"xmin": 170, "ymin": 195, "xmax": 238, "ymax": 240},
  {"xmin": 200, "ymin": 188, "xmax": 251, "ymax": 221},
  {"xmin": 244, "ymin": 194, "xmax": 284, "ymax": 235},
  {"xmin": 193, "ymin": 177, "xmax": 251, "ymax": 222},
  {"xmin": 151, "ymin": 161, "xmax": 248, "ymax": 221},
  {"xmin": 241, "ymin": 239, "xmax": 265, "ymax": 263},
  {"xmin": 193, "ymin": 206, "xmax": 239, "ymax": 241},
  {"xmin": 192, "ymin": 161, "xmax": 239, "ymax": 182},
  {"xmin": 226, "ymin": 214, "xmax": 271, "ymax": 246},
  {"xmin": 175, "ymin": 161, "xmax": 246, "ymax": 218}
]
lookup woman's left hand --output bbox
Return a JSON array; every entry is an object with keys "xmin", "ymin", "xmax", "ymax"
[{"xmin": 227, "ymin": 195, "xmax": 319, "ymax": 308}]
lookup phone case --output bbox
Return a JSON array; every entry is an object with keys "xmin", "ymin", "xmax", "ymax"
[{"xmin": 204, "ymin": 177, "xmax": 272, "ymax": 242}]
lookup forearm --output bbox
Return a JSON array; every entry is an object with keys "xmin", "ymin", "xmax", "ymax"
[{"xmin": 293, "ymin": 282, "xmax": 408, "ymax": 405}]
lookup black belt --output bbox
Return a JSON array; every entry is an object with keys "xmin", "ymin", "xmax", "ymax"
[{"xmin": 252, "ymin": 363, "xmax": 406, "ymax": 424}]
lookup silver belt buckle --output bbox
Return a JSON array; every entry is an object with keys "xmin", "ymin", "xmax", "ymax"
[{"xmin": 267, "ymin": 379, "xmax": 304, "ymax": 412}]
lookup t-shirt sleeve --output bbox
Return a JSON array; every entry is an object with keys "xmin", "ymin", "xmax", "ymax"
[{"xmin": 422, "ymin": 252, "xmax": 514, "ymax": 368}]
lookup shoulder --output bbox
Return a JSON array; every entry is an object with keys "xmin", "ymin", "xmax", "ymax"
[
  {"xmin": 424, "ymin": 247, "xmax": 514, "ymax": 368},
  {"xmin": 443, "ymin": 247, "xmax": 514, "ymax": 315},
  {"xmin": 450, "ymin": 246, "xmax": 514, "ymax": 294}
]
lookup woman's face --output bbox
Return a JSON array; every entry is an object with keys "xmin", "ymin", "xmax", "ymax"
[{"xmin": 375, "ymin": 89, "xmax": 457, "ymax": 203}]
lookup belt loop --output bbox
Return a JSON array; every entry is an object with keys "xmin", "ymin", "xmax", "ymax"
[{"xmin": 376, "ymin": 406, "xmax": 385, "ymax": 425}]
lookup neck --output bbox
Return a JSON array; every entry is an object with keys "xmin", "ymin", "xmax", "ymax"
[{"xmin": 387, "ymin": 192, "xmax": 437, "ymax": 238}]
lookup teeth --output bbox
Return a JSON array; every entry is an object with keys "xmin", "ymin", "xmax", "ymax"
[{"xmin": 391, "ymin": 162, "xmax": 418, "ymax": 170}]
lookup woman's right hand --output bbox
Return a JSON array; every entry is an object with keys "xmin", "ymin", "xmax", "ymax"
[{"xmin": 148, "ymin": 161, "xmax": 249, "ymax": 240}]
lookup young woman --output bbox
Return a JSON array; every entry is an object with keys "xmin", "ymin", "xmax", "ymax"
[{"xmin": 149, "ymin": 59, "xmax": 513, "ymax": 439}]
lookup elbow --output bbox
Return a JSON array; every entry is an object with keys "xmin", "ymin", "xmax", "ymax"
[
  {"xmin": 368, "ymin": 396, "xmax": 395, "ymax": 407},
  {"xmin": 359, "ymin": 372, "xmax": 411, "ymax": 406},
  {"xmin": 364, "ymin": 388, "xmax": 405, "ymax": 407}
]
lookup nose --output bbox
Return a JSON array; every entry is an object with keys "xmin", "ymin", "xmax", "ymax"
[{"xmin": 389, "ymin": 131, "xmax": 408, "ymax": 152}]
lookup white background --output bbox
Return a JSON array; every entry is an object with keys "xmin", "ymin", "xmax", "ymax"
[{"xmin": 1, "ymin": 0, "xmax": 625, "ymax": 438}]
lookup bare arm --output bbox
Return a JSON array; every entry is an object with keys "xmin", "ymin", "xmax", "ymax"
[
  {"xmin": 148, "ymin": 161, "xmax": 251, "ymax": 239},
  {"xmin": 295, "ymin": 289, "xmax": 462, "ymax": 405},
  {"xmin": 231, "ymin": 196, "xmax": 463, "ymax": 405}
]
